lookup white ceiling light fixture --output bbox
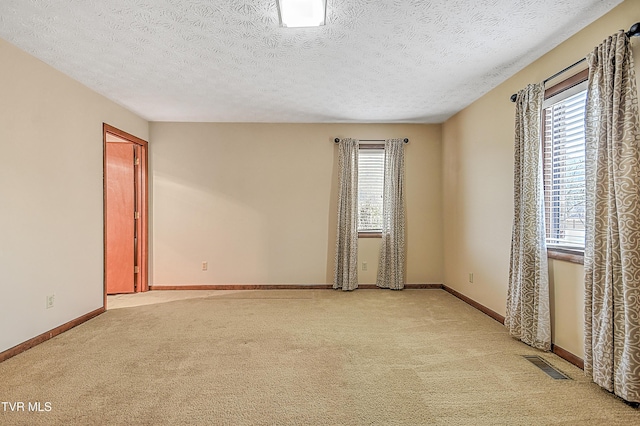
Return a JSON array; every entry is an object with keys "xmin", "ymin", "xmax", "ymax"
[{"xmin": 277, "ymin": 0, "xmax": 326, "ymax": 28}]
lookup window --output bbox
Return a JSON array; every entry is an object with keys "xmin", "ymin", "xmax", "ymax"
[
  {"xmin": 542, "ymin": 74, "xmax": 588, "ymax": 252},
  {"xmin": 358, "ymin": 146, "xmax": 384, "ymax": 235}
]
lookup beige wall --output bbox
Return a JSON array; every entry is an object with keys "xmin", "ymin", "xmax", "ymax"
[
  {"xmin": 150, "ymin": 123, "xmax": 443, "ymax": 286},
  {"xmin": 442, "ymin": 0, "xmax": 640, "ymax": 358},
  {"xmin": 0, "ymin": 38, "xmax": 148, "ymax": 353}
]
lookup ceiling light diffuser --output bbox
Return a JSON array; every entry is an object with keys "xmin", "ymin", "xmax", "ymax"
[{"xmin": 277, "ymin": 0, "xmax": 326, "ymax": 28}]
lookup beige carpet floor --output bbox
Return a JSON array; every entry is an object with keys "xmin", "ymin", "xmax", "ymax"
[{"xmin": 1, "ymin": 289, "xmax": 638, "ymax": 425}]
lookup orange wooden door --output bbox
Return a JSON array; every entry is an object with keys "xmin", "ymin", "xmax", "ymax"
[{"xmin": 106, "ymin": 142, "xmax": 135, "ymax": 294}]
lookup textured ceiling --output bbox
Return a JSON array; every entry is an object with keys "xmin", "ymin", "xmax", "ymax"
[{"xmin": 0, "ymin": 0, "xmax": 623, "ymax": 123}]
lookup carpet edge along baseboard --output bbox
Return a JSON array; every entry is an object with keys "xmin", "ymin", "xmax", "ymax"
[
  {"xmin": 148, "ymin": 283, "xmax": 443, "ymax": 290},
  {"xmin": 0, "ymin": 307, "xmax": 105, "ymax": 363}
]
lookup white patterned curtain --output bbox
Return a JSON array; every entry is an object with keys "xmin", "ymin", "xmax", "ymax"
[
  {"xmin": 505, "ymin": 83, "xmax": 551, "ymax": 351},
  {"xmin": 376, "ymin": 139, "xmax": 406, "ymax": 290},
  {"xmin": 584, "ymin": 31, "xmax": 640, "ymax": 404},
  {"xmin": 334, "ymin": 138, "xmax": 359, "ymax": 291}
]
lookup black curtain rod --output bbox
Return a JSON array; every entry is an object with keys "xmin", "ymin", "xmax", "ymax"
[
  {"xmin": 543, "ymin": 57, "xmax": 587, "ymax": 85},
  {"xmin": 334, "ymin": 138, "xmax": 409, "ymax": 143},
  {"xmin": 510, "ymin": 22, "xmax": 640, "ymax": 102},
  {"xmin": 509, "ymin": 57, "xmax": 586, "ymax": 102}
]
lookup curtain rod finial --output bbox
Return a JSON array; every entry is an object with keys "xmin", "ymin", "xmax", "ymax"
[
  {"xmin": 627, "ymin": 22, "xmax": 640, "ymax": 38},
  {"xmin": 403, "ymin": 138, "xmax": 409, "ymax": 143},
  {"xmin": 334, "ymin": 138, "xmax": 340, "ymax": 143},
  {"xmin": 510, "ymin": 93, "xmax": 518, "ymax": 102}
]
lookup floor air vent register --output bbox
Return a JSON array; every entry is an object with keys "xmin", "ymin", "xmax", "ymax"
[{"xmin": 523, "ymin": 355, "xmax": 570, "ymax": 380}]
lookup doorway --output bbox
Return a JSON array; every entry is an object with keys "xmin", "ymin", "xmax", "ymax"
[{"xmin": 103, "ymin": 124, "xmax": 148, "ymax": 298}]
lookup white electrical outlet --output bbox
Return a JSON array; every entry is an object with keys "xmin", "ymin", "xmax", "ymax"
[
  {"xmin": 202, "ymin": 261, "xmax": 208, "ymax": 271},
  {"xmin": 469, "ymin": 273, "xmax": 474, "ymax": 283},
  {"xmin": 46, "ymin": 294, "xmax": 55, "ymax": 309},
  {"xmin": 362, "ymin": 261, "xmax": 368, "ymax": 271}
]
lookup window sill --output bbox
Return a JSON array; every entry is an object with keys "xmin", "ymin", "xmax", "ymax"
[
  {"xmin": 358, "ymin": 232, "xmax": 382, "ymax": 238},
  {"xmin": 547, "ymin": 248, "xmax": 584, "ymax": 265}
]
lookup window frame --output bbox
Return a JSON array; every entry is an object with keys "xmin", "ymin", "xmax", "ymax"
[
  {"xmin": 543, "ymin": 69, "xmax": 588, "ymax": 264},
  {"xmin": 357, "ymin": 143, "xmax": 384, "ymax": 238}
]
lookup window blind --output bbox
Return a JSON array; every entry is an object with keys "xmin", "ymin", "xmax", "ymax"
[
  {"xmin": 358, "ymin": 148, "xmax": 384, "ymax": 232},
  {"xmin": 543, "ymin": 89, "xmax": 587, "ymax": 250}
]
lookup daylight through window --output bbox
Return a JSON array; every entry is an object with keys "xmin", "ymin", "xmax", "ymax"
[
  {"xmin": 358, "ymin": 148, "xmax": 384, "ymax": 233},
  {"xmin": 543, "ymin": 83, "xmax": 587, "ymax": 250}
]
